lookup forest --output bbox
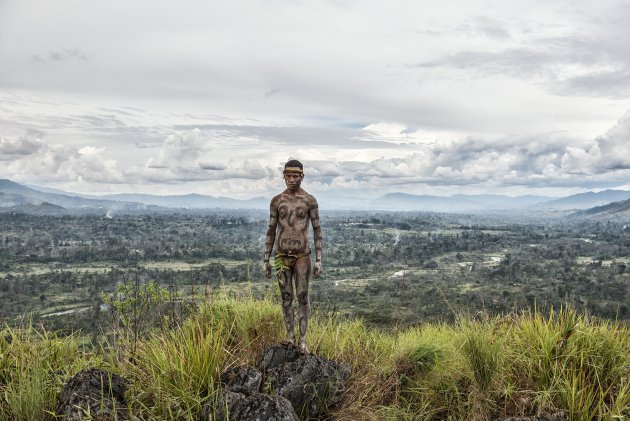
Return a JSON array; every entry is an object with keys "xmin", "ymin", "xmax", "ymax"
[{"xmin": 1, "ymin": 210, "xmax": 629, "ymax": 334}]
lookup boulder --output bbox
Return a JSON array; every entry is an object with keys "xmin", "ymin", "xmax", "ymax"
[
  {"xmin": 264, "ymin": 353, "xmax": 351, "ymax": 420},
  {"xmin": 220, "ymin": 365, "xmax": 262, "ymax": 395},
  {"xmin": 257, "ymin": 342, "xmax": 301, "ymax": 372},
  {"xmin": 204, "ymin": 391, "xmax": 298, "ymax": 421},
  {"xmin": 55, "ymin": 367, "xmax": 130, "ymax": 421},
  {"xmin": 205, "ymin": 343, "xmax": 350, "ymax": 420}
]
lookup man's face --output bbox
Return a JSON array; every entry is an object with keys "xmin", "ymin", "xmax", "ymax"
[{"xmin": 283, "ymin": 171, "xmax": 303, "ymax": 191}]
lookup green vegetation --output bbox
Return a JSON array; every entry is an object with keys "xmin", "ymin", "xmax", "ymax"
[
  {"xmin": 1, "ymin": 211, "xmax": 629, "ymax": 334},
  {"xmin": 0, "ymin": 210, "xmax": 628, "ymax": 418},
  {"xmin": 0, "ymin": 297, "xmax": 628, "ymax": 420}
]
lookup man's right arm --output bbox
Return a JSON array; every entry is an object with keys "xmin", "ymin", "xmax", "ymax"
[{"xmin": 263, "ymin": 199, "xmax": 278, "ymax": 278}]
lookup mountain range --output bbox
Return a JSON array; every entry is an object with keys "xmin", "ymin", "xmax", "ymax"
[
  {"xmin": 575, "ymin": 198, "xmax": 630, "ymax": 219},
  {"xmin": 2, "ymin": 179, "xmax": 630, "ymax": 215}
]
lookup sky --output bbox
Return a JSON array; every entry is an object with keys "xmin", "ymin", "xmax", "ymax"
[{"xmin": 1, "ymin": 0, "xmax": 630, "ymax": 199}]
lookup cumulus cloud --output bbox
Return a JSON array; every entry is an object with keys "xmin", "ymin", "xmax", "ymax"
[
  {"xmin": 0, "ymin": 131, "xmax": 124, "ymax": 184},
  {"xmin": 127, "ymin": 128, "xmax": 275, "ymax": 184},
  {"xmin": 0, "ymin": 131, "xmax": 43, "ymax": 159},
  {"xmin": 301, "ymin": 113, "xmax": 630, "ymax": 192}
]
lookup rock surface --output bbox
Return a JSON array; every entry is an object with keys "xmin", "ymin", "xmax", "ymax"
[
  {"xmin": 55, "ymin": 367, "xmax": 130, "ymax": 421},
  {"xmin": 265, "ymin": 352, "xmax": 352, "ymax": 420},
  {"xmin": 257, "ymin": 343, "xmax": 302, "ymax": 371},
  {"xmin": 205, "ymin": 343, "xmax": 351, "ymax": 420},
  {"xmin": 220, "ymin": 365, "xmax": 263, "ymax": 395},
  {"xmin": 206, "ymin": 391, "xmax": 299, "ymax": 421}
]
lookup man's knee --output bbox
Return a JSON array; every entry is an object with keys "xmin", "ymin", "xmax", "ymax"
[
  {"xmin": 298, "ymin": 291, "xmax": 309, "ymax": 306},
  {"xmin": 281, "ymin": 291, "xmax": 293, "ymax": 306}
]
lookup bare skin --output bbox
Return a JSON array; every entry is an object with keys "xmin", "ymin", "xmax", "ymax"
[{"xmin": 263, "ymin": 168, "xmax": 322, "ymax": 354}]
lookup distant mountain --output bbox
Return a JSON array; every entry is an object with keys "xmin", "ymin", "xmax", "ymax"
[
  {"xmin": 0, "ymin": 179, "xmax": 156, "ymax": 214},
  {"xmin": 98, "ymin": 193, "xmax": 268, "ymax": 209},
  {"xmin": 535, "ymin": 190, "xmax": 630, "ymax": 210},
  {"xmin": 3, "ymin": 202, "xmax": 69, "ymax": 215},
  {"xmin": 575, "ymin": 198, "xmax": 630, "ymax": 219},
  {"xmin": 7, "ymin": 178, "xmax": 630, "ymax": 214},
  {"xmin": 0, "ymin": 179, "xmax": 268, "ymax": 213},
  {"xmin": 370, "ymin": 193, "xmax": 555, "ymax": 212}
]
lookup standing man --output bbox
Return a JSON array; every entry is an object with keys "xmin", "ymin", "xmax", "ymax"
[{"xmin": 263, "ymin": 159, "xmax": 323, "ymax": 354}]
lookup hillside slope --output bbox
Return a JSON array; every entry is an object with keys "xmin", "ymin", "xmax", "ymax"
[
  {"xmin": 575, "ymin": 197, "xmax": 630, "ymax": 219},
  {"xmin": 1, "ymin": 297, "xmax": 628, "ymax": 420}
]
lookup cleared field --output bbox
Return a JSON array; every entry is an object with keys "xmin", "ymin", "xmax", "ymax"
[{"xmin": 0, "ymin": 258, "xmax": 248, "ymax": 277}]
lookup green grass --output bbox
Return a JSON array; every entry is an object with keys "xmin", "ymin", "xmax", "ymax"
[{"xmin": 1, "ymin": 300, "xmax": 628, "ymax": 420}]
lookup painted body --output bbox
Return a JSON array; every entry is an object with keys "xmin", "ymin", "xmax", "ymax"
[{"xmin": 263, "ymin": 163, "xmax": 322, "ymax": 354}]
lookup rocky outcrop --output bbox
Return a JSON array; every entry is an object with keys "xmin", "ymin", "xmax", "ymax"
[
  {"xmin": 257, "ymin": 343, "xmax": 302, "ymax": 371},
  {"xmin": 220, "ymin": 365, "xmax": 263, "ymax": 395},
  {"xmin": 204, "ymin": 390, "xmax": 298, "ymax": 421},
  {"xmin": 263, "ymin": 350, "xmax": 351, "ymax": 419},
  {"xmin": 206, "ymin": 343, "xmax": 351, "ymax": 420},
  {"xmin": 55, "ymin": 367, "xmax": 130, "ymax": 421}
]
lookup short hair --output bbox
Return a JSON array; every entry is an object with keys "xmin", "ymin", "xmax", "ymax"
[{"xmin": 284, "ymin": 159, "xmax": 303, "ymax": 170}]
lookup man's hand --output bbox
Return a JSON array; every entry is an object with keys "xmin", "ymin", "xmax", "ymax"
[
  {"xmin": 263, "ymin": 261, "xmax": 272, "ymax": 279},
  {"xmin": 312, "ymin": 261, "xmax": 322, "ymax": 278}
]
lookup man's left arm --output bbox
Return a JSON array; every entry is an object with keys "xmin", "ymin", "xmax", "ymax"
[{"xmin": 309, "ymin": 197, "xmax": 323, "ymax": 278}]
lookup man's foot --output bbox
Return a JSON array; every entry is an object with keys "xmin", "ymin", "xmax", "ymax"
[
  {"xmin": 280, "ymin": 336, "xmax": 295, "ymax": 346},
  {"xmin": 298, "ymin": 341, "xmax": 309, "ymax": 355}
]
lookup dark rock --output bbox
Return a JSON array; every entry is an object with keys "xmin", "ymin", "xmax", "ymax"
[
  {"xmin": 265, "ymin": 354, "xmax": 351, "ymax": 420},
  {"xmin": 220, "ymin": 365, "xmax": 262, "ymax": 395},
  {"xmin": 204, "ymin": 391, "xmax": 298, "ymax": 421},
  {"xmin": 55, "ymin": 367, "xmax": 130, "ymax": 421},
  {"xmin": 203, "ymin": 390, "xmax": 244, "ymax": 421},
  {"xmin": 257, "ymin": 343, "xmax": 301, "ymax": 372}
]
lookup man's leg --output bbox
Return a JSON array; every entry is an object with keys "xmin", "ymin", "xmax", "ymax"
[
  {"xmin": 278, "ymin": 261, "xmax": 295, "ymax": 344},
  {"xmin": 294, "ymin": 256, "xmax": 311, "ymax": 353}
]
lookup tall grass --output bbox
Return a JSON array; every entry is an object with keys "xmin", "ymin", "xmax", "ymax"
[
  {"xmin": 0, "ymin": 324, "xmax": 102, "ymax": 420},
  {"xmin": 121, "ymin": 316, "xmax": 230, "ymax": 419},
  {"xmin": 1, "ymin": 300, "xmax": 628, "ymax": 420}
]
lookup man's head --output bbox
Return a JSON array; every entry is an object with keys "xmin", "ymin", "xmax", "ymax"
[{"xmin": 283, "ymin": 159, "xmax": 304, "ymax": 192}]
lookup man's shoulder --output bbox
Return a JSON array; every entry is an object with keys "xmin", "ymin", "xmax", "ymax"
[
  {"xmin": 300, "ymin": 190, "xmax": 319, "ymax": 207},
  {"xmin": 269, "ymin": 193, "xmax": 284, "ymax": 208}
]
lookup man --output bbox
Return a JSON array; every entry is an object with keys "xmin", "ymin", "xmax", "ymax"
[{"xmin": 263, "ymin": 159, "xmax": 322, "ymax": 354}]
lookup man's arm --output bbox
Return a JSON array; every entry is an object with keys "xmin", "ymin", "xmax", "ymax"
[
  {"xmin": 309, "ymin": 198, "xmax": 323, "ymax": 278},
  {"xmin": 263, "ymin": 199, "xmax": 278, "ymax": 278}
]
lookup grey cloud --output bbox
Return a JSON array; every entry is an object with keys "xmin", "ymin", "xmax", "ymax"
[
  {"xmin": 32, "ymin": 48, "xmax": 90, "ymax": 62},
  {"xmin": 199, "ymin": 162, "xmax": 227, "ymax": 171},
  {"xmin": 415, "ymin": 48, "xmax": 550, "ymax": 78},
  {"xmin": 557, "ymin": 70, "xmax": 630, "ymax": 99},
  {"xmin": 301, "ymin": 120, "xmax": 629, "ymax": 190},
  {"xmin": 264, "ymin": 88, "xmax": 281, "ymax": 99},
  {"xmin": 456, "ymin": 16, "xmax": 512, "ymax": 40},
  {"xmin": 414, "ymin": 22, "xmax": 630, "ymax": 99},
  {"xmin": 0, "ymin": 132, "xmax": 125, "ymax": 184},
  {"xmin": 128, "ymin": 159, "xmax": 270, "ymax": 183},
  {"xmin": 172, "ymin": 124, "xmax": 399, "ymax": 150},
  {"xmin": 0, "ymin": 131, "xmax": 43, "ymax": 159}
]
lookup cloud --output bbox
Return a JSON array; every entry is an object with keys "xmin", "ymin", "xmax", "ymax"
[
  {"xmin": 592, "ymin": 111, "xmax": 630, "ymax": 170},
  {"xmin": 264, "ymin": 88, "xmax": 281, "ymax": 99},
  {"xmin": 0, "ymin": 130, "xmax": 43, "ymax": 159},
  {"xmin": 0, "ymin": 131, "xmax": 124, "ymax": 184},
  {"xmin": 32, "ymin": 48, "xmax": 90, "ymax": 62},
  {"xmin": 126, "ymin": 128, "xmax": 275, "ymax": 184},
  {"xmin": 408, "ymin": 1, "xmax": 630, "ymax": 101},
  {"xmin": 299, "ymin": 114, "xmax": 630, "ymax": 192}
]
